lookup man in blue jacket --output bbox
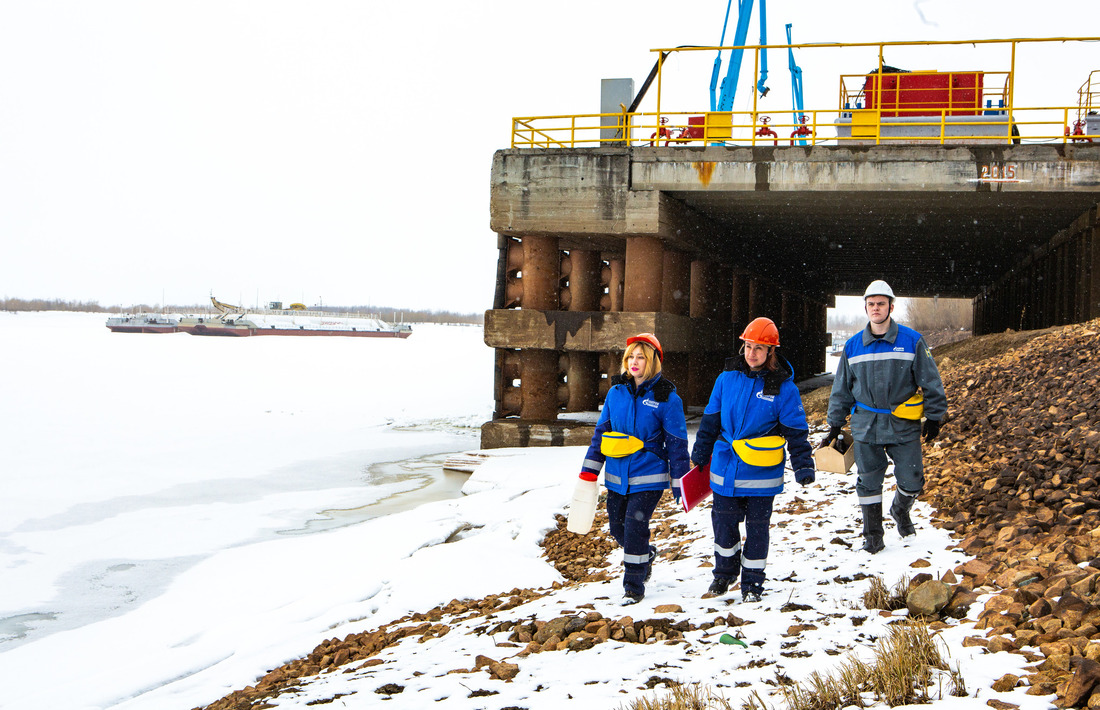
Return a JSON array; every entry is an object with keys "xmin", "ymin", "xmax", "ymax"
[{"xmin": 823, "ymin": 280, "xmax": 947, "ymax": 553}]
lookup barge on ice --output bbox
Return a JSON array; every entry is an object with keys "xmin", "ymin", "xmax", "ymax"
[
  {"xmin": 178, "ymin": 297, "xmax": 412, "ymax": 338},
  {"xmin": 105, "ymin": 314, "xmax": 181, "ymax": 333}
]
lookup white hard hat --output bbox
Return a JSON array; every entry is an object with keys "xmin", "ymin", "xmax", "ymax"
[{"xmin": 863, "ymin": 280, "xmax": 895, "ymax": 300}]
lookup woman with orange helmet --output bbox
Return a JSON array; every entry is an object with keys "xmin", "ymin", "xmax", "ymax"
[
  {"xmin": 576, "ymin": 332, "xmax": 690, "ymax": 605},
  {"xmin": 690, "ymin": 317, "xmax": 816, "ymax": 602}
]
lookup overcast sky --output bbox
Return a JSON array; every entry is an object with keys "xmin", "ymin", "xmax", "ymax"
[{"xmin": 0, "ymin": 2, "xmax": 1089, "ymax": 312}]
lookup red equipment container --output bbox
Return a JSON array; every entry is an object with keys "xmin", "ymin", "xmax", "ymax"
[{"xmin": 863, "ymin": 71, "xmax": 984, "ymax": 117}]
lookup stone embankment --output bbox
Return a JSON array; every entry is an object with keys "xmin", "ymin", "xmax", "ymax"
[{"xmin": 921, "ymin": 319, "xmax": 1100, "ymax": 707}]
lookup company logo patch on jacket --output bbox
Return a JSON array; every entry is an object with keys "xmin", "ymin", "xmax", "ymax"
[
  {"xmin": 893, "ymin": 346, "xmax": 906, "ymax": 352},
  {"xmin": 642, "ymin": 398, "xmax": 659, "ymax": 409},
  {"xmin": 755, "ymin": 392, "xmax": 775, "ymax": 402}
]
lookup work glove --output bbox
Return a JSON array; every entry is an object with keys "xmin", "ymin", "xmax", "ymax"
[
  {"xmin": 794, "ymin": 468, "xmax": 815, "ymax": 486},
  {"xmin": 922, "ymin": 419, "xmax": 941, "ymax": 443},
  {"xmin": 579, "ymin": 471, "xmax": 598, "ymax": 482},
  {"xmin": 818, "ymin": 425, "xmax": 843, "ymax": 449}
]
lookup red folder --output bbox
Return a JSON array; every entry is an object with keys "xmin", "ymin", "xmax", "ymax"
[{"xmin": 680, "ymin": 463, "xmax": 712, "ymax": 513}]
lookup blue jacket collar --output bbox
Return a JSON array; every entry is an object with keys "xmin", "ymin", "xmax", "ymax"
[{"xmin": 862, "ymin": 319, "xmax": 899, "ymax": 345}]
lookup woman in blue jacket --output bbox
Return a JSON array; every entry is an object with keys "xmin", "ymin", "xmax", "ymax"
[
  {"xmin": 691, "ymin": 318, "xmax": 815, "ymax": 602},
  {"xmin": 578, "ymin": 333, "xmax": 690, "ymax": 605}
]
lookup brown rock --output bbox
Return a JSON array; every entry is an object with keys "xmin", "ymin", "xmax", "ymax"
[
  {"xmin": 910, "ymin": 559, "xmax": 931, "ymax": 568},
  {"xmin": 1064, "ymin": 657, "xmax": 1100, "ymax": 706},
  {"xmin": 962, "ymin": 635, "xmax": 990, "ymax": 648},
  {"xmin": 1040, "ymin": 654, "xmax": 1073, "ymax": 673},
  {"xmin": 988, "ymin": 636, "xmax": 1019, "ymax": 654},
  {"xmin": 488, "ymin": 660, "xmax": 520, "ymax": 681},
  {"xmin": 985, "ymin": 700, "xmax": 1020, "ymax": 710},
  {"xmin": 654, "ymin": 604, "xmax": 683, "ymax": 614},
  {"xmin": 991, "ymin": 673, "xmax": 1021, "ymax": 692},
  {"xmin": 907, "ymin": 580, "xmax": 953, "ymax": 617}
]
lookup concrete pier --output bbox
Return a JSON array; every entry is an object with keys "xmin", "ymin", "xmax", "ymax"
[{"xmin": 484, "ymin": 143, "xmax": 1100, "ymax": 448}]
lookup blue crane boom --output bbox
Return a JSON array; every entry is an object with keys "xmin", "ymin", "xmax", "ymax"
[
  {"xmin": 711, "ymin": 0, "xmax": 770, "ymax": 112},
  {"xmin": 786, "ymin": 22, "xmax": 807, "ymax": 144}
]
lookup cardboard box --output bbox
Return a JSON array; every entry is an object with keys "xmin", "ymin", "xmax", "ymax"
[{"xmin": 814, "ymin": 431, "xmax": 856, "ymax": 474}]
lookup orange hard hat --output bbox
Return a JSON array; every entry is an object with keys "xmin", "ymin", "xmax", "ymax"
[
  {"xmin": 740, "ymin": 317, "xmax": 780, "ymax": 347},
  {"xmin": 626, "ymin": 332, "xmax": 663, "ymax": 361}
]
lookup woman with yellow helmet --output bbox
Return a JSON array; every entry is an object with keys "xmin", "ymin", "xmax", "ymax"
[
  {"xmin": 690, "ymin": 317, "xmax": 816, "ymax": 602},
  {"xmin": 575, "ymin": 333, "xmax": 690, "ymax": 606}
]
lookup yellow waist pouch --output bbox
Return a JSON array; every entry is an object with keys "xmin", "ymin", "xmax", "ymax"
[
  {"xmin": 601, "ymin": 432, "xmax": 645, "ymax": 458},
  {"xmin": 892, "ymin": 392, "xmax": 924, "ymax": 421},
  {"xmin": 731, "ymin": 435, "xmax": 787, "ymax": 467}
]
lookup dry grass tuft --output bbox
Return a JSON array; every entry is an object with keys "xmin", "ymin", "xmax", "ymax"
[
  {"xmin": 758, "ymin": 621, "xmax": 962, "ymax": 710},
  {"xmin": 624, "ymin": 682, "xmax": 735, "ymax": 710},
  {"xmin": 861, "ymin": 574, "xmax": 909, "ymax": 611}
]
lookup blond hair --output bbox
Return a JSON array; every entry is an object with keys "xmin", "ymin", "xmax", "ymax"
[{"xmin": 620, "ymin": 341, "xmax": 662, "ymax": 381}]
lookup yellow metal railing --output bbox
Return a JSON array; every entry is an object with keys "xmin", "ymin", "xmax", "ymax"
[{"xmin": 510, "ymin": 37, "xmax": 1100, "ymax": 148}]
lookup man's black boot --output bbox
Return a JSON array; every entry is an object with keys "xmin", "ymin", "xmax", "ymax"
[
  {"xmin": 861, "ymin": 503, "xmax": 885, "ymax": 554},
  {"xmin": 890, "ymin": 492, "xmax": 917, "ymax": 537}
]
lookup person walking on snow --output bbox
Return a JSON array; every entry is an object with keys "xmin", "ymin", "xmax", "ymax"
[
  {"xmin": 577, "ymin": 333, "xmax": 690, "ymax": 605},
  {"xmin": 821, "ymin": 280, "xmax": 947, "ymax": 554},
  {"xmin": 690, "ymin": 318, "xmax": 816, "ymax": 603}
]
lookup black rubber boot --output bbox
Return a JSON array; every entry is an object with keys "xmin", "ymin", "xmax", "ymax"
[
  {"xmin": 861, "ymin": 503, "xmax": 885, "ymax": 554},
  {"xmin": 890, "ymin": 492, "xmax": 917, "ymax": 537},
  {"xmin": 703, "ymin": 577, "xmax": 731, "ymax": 598}
]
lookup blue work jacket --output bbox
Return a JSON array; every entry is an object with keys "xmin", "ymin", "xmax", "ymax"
[
  {"xmin": 581, "ymin": 374, "xmax": 690, "ymax": 495},
  {"xmin": 827, "ymin": 320, "xmax": 947, "ymax": 444},
  {"xmin": 691, "ymin": 355, "xmax": 814, "ymax": 498}
]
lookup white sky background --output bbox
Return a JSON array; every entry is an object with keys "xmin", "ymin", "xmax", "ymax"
[{"xmin": 0, "ymin": 2, "xmax": 1092, "ymax": 312}]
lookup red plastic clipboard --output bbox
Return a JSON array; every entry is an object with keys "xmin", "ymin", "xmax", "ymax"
[{"xmin": 680, "ymin": 463, "xmax": 712, "ymax": 513}]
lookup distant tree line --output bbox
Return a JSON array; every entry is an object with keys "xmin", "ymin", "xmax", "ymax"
[{"xmin": 0, "ymin": 297, "xmax": 484, "ymax": 325}]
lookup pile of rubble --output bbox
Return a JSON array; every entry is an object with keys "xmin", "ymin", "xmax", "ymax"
[{"xmin": 923, "ymin": 319, "xmax": 1100, "ymax": 707}]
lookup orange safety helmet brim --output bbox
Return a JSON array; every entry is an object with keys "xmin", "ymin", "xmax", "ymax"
[
  {"xmin": 740, "ymin": 317, "xmax": 780, "ymax": 347},
  {"xmin": 626, "ymin": 332, "xmax": 663, "ymax": 361}
]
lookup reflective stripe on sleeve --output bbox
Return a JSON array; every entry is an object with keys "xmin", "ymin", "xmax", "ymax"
[
  {"xmin": 629, "ymin": 473, "xmax": 670, "ymax": 486},
  {"xmin": 736, "ymin": 476, "xmax": 784, "ymax": 489},
  {"xmin": 582, "ymin": 458, "xmax": 603, "ymax": 471}
]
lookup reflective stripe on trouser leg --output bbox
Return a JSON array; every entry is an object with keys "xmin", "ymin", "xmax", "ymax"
[
  {"xmin": 611, "ymin": 489, "xmax": 663, "ymax": 596},
  {"xmin": 740, "ymin": 496, "xmax": 774, "ymax": 593},
  {"xmin": 711, "ymin": 492, "xmax": 744, "ymax": 580}
]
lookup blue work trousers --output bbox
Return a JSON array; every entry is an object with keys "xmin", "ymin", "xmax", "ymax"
[
  {"xmin": 605, "ymin": 489, "xmax": 662, "ymax": 596},
  {"xmin": 711, "ymin": 493, "xmax": 774, "ymax": 595}
]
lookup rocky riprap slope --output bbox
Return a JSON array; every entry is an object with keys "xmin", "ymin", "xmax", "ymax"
[{"xmin": 923, "ymin": 319, "xmax": 1100, "ymax": 707}]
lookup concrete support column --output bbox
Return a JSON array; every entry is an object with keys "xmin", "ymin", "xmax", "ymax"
[
  {"xmin": 712, "ymin": 267, "xmax": 732, "ymax": 323},
  {"xmin": 747, "ymin": 277, "xmax": 763, "ymax": 319},
  {"xmin": 520, "ymin": 349, "xmax": 561, "ymax": 420},
  {"xmin": 624, "ymin": 237, "xmax": 664, "ymax": 312},
  {"xmin": 1089, "ymin": 220, "xmax": 1100, "ymax": 319},
  {"xmin": 566, "ymin": 249, "xmax": 602, "ymax": 311},
  {"xmin": 661, "ymin": 250, "xmax": 690, "ymax": 316},
  {"xmin": 690, "ymin": 260, "xmax": 714, "ymax": 319},
  {"xmin": 605, "ymin": 258, "xmax": 625, "ymax": 312},
  {"xmin": 521, "ymin": 235, "xmax": 561, "ymax": 311},
  {"xmin": 731, "ymin": 271, "xmax": 750, "ymax": 326},
  {"xmin": 564, "ymin": 352, "xmax": 600, "ymax": 412}
]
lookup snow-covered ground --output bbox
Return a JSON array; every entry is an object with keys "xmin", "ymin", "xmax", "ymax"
[{"xmin": 0, "ymin": 312, "xmax": 1051, "ymax": 710}]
